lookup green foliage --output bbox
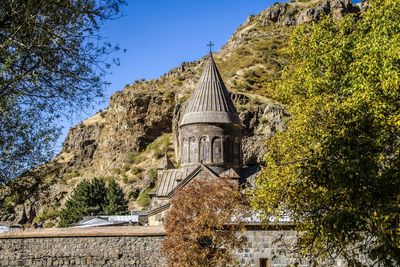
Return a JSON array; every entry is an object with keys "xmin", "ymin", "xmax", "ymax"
[
  {"xmin": 59, "ymin": 178, "xmax": 107, "ymax": 227},
  {"xmin": 148, "ymin": 168, "xmax": 158, "ymax": 183},
  {"xmin": 145, "ymin": 134, "xmax": 172, "ymax": 159},
  {"xmin": 1, "ymin": 195, "xmax": 18, "ymax": 214},
  {"xmin": 0, "ymin": 0, "xmax": 125, "ymax": 183},
  {"xmin": 103, "ymin": 180, "xmax": 128, "ymax": 215},
  {"xmin": 137, "ymin": 188, "xmax": 151, "ymax": 207},
  {"xmin": 33, "ymin": 206, "xmax": 59, "ymax": 224},
  {"xmin": 59, "ymin": 178, "xmax": 129, "ymax": 227},
  {"xmin": 251, "ymin": 1, "xmax": 400, "ymax": 265}
]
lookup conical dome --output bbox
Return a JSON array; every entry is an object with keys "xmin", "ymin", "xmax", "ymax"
[{"xmin": 180, "ymin": 54, "xmax": 240, "ymax": 127}]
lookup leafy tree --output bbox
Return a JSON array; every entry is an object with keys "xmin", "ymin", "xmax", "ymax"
[
  {"xmin": 251, "ymin": 0, "xmax": 400, "ymax": 265},
  {"xmin": 163, "ymin": 178, "xmax": 247, "ymax": 267},
  {"xmin": 0, "ymin": 0, "xmax": 125, "ymax": 183},
  {"xmin": 59, "ymin": 178, "xmax": 107, "ymax": 227},
  {"xmin": 104, "ymin": 179, "xmax": 128, "ymax": 215}
]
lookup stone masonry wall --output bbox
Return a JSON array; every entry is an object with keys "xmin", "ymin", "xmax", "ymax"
[
  {"xmin": 239, "ymin": 230, "xmax": 309, "ymax": 267},
  {"xmin": 0, "ymin": 236, "xmax": 165, "ymax": 267},
  {"xmin": 0, "ymin": 228, "xmax": 308, "ymax": 267}
]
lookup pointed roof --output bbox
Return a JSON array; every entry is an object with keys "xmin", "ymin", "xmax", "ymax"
[{"xmin": 180, "ymin": 53, "xmax": 240, "ymax": 127}]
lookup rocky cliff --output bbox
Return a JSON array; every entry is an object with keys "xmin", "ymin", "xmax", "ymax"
[{"xmin": 0, "ymin": 0, "xmax": 358, "ymax": 226}]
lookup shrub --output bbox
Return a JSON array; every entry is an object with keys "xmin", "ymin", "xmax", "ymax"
[
  {"xmin": 33, "ymin": 206, "xmax": 59, "ymax": 223},
  {"xmin": 137, "ymin": 188, "xmax": 151, "ymax": 207}
]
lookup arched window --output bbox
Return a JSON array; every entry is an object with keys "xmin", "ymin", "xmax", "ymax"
[
  {"xmin": 200, "ymin": 137, "xmax": 207, "ymax": 163},
  {"xmin": 212, "ymin": 137, "xmax": 222, "ymax": 163}
]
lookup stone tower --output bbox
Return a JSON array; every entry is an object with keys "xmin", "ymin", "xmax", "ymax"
[{"xmin": 179, "ymin": 53, "xmax": 242, "ymax": 174}]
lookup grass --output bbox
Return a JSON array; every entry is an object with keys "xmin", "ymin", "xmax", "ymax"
[{"xmin": 216, "ymin": 24, "xmax": 290, "ymax": 97}]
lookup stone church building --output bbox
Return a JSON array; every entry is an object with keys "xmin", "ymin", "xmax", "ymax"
[{"xmin": 148, "ymin": 52, "xmax": 252, "ymax": 226}]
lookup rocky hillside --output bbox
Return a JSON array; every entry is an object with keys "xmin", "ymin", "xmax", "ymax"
[{"xmin": 0, "ymin": 0, "xmax": 360, "ymax": 226}]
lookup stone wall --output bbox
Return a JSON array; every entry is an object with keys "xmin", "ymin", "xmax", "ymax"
[
  {"xmin": 0, "ymin": 227, "xmax": 308, "ymax": 267},
  {"xmin": 0, "ymin": 236, "xmax": 165, "ymax": 267},
  {"xmin": 239, "ymin": 229, "xmax": 309, "ymax": 267}
]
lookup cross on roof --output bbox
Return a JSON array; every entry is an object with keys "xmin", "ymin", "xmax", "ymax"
[{"xmin": 207, "ymin": 41, "xmax": 214, "ymax": 54}]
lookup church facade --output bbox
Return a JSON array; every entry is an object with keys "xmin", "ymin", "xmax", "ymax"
[{"xmin": 148, "ymin": 53, "xmax": 247, "ymax": 226}]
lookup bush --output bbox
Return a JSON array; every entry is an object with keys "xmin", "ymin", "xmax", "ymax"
[
  {"xmin": 137, "ymin": 188, "xmax": 151, "ymax": 207},
  {"xmin": 33, "ymin": 206, "xmax": 59, "ymax": 223},
  {"xmin": 148, "ymin": 169, "xmax": 157, "ymax": 182}
]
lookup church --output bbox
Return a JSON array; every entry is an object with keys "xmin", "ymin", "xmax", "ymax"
[{"xmin": 148, "ymin": 51, "xmax": 251, "ymax": 226}]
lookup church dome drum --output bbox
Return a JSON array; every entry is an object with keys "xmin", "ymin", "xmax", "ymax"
[{"xmin": 179, "ymin": 53, "xmax": 242, "ymax": 173}]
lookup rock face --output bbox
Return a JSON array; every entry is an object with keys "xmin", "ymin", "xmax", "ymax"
[
  {"xmin": 259, "ymin": 0, "xmax": 355, "ymax": 26},
  {"xmin": 241, "ymin": 103, "xmax": 288, "ymax": 165},
  {"xmin": 61, "ymin": 90, "xmax": 175, "ymax": 176},
  {"xmin": 223, "ymin": 0, "xmax": 357, "ymax": 53}
]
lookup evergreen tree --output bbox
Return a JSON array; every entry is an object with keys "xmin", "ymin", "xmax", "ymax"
[
  {"xmin": 104, "ymin": 180, "xmax": 128, "ymax": 215},
  {"xmin": 59, "ymin": 178, "xmax": 107, "ymax": 227}
]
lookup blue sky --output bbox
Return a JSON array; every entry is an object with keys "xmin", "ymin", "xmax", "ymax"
[{"xmin": 58, "ymin": 0, "xmax": 278, "ymax": 151}]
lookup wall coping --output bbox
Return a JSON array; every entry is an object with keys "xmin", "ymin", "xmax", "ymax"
[
  {"xmin": 0, "ymin": 224, "xmax": 296, "ymax": 239},
  {"xmin": 0, "ymin": 226, "xmax": 166, "ymax": 239}
]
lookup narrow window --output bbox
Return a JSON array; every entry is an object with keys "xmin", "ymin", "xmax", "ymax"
[
  {"xmin": 199, "ymin": 137, "xmax": 207, "ymax": 162},
  {"xmin": 212, "ymin": 137, "xmax": 221, "ymax": 163},
  {"xmin": 259, "ymin": 258, "xmax": 269, "ymax": 267},
  {"xmin": 202, "ymin": 143, "xmax": 207, "ymax": 161}
]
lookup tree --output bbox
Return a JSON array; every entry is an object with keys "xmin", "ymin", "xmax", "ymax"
[
  {"xmin": 59, "ymin": 178, "xmax": 107, "ymax": 227},
  {"xmin": 163, "ymin": 178, "xmax": 247, "ymax": 267},
  {"xmin": 0, "ymin": 0, "xmax": 125, "ymax": 183},
  {"xmin": 251, "ymin": 0, "xmax": 400, "ymax": 265},
  {"xmin": 104, "ymin": 179, "xmax": 128, "ymax": 215}
]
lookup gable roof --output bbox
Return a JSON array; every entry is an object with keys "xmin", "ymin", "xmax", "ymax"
[
  {"xmin": 167, "ymin": 164, "xmax": 219, "ymax": 198},
  {"xmin": 154, "ymin": 164, "xmax": 219, "ymax": 198},
  {"xmin": 155, "ymin": 168, "xmax": 193, "ymax": 197}
]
